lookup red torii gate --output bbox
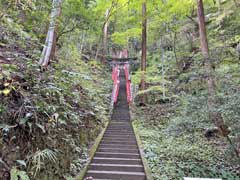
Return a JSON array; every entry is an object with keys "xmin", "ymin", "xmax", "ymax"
[{"xmin": 112, "ymin": 49, "xmax": 129, "ymax": 59}]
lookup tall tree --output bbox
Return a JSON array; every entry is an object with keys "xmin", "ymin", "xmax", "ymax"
[
  {"xmin": 94, "ymin": 0, "xmax": 118, "ymax": 62},
  {"xmin": 103, "ymin": 8, "xmax": 110, "ymax": 63},
  {"xmin": 39, "ymin": 0, "xmax": 62, "ymax": 66},
  {"xmin": 197, "ymin": 0, "xmax": 229, "ymax": 136},
  {"xmin": 140, "ymin": 0, "xmax": 147, "ymax": 104}
]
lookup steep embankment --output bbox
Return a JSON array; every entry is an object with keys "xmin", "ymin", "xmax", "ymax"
[{"xmin": 0, "ymin": 18, "xmax": 111, "ymax": 179}]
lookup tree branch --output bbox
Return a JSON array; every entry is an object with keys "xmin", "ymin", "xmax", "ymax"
[
  {"xmin": 57, "ymin": 24, "xmax": 78, "ymax": 42},
  {"xmin": 0, "ymin": 158, "xmax": 10, "ymax": 171},
  {"xmin": 186, "ymin": 15, "xmax": 198, "ymax": 25}
]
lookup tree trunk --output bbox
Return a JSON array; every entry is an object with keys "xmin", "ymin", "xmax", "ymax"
[
  {"xmin": 197, "ymin": 0, "xmax": 229, "ymax": 136},
  {"xmin": 162, "ymin": 54, "xmax": 166, "ymax": 99},
  {"xmin": 140, "ymin": 1, "xmax": 147, "ymax": 104},
  {"xmin": 217, "ymin": 0, "xmax": 221, "ymax": 14},
  {"xmin": 51, "ymin": 3, "xmax": 62, "ymax": 62},
  {"xmin": 96, "ymin": 1, "xmax": 116, "ymax": 62},
  {"xmin": 50, "ymin": 29, "xmax": 58, "ymax": 61},
  {"xmin": 39, "ymin": 0, "xmax": 62, "ymax": 67},
  {"xmin": 233, "ymin": 0, "xmax": 239, "ymax": 7},
  {"xmin": 95, "ymin": 37, "xmax": 102, "ymax": 60},
  {"xmin": 80, "ymin": 31, "xmax": 86, "ymax": 55},
  {"xmin": 103, "ymin": 8, "xmax": 110, "ymax": 63},
  {"xmin": 173, "ymin": 31, "xmax": 178, "ymax": 64}
]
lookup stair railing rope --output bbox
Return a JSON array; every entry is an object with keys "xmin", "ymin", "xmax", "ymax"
[
  {"xmin": 124, "ymin": 63, "xmax": 132, "ymax": 103},
  {"xmin": 111, "ymin": 65, "xmax": 120, "ymax": 106}
]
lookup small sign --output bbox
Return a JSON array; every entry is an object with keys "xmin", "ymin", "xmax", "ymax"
[{"xmin": 184, "ymin": 178, "xmax": 222, "ymax": 180}]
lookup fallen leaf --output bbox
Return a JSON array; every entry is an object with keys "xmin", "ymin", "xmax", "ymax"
[
  {"xmin": 2, "ymin": 89, "xmax": 11, "ymax": 95},
  {"xmin": 4, "ymin": 82, "xmax": 10, "ymax": 87}
]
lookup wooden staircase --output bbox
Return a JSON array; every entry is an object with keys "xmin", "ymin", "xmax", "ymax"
[{"xmin": 84, "ymin": 70, "xmax": 147, "ymax": 180}]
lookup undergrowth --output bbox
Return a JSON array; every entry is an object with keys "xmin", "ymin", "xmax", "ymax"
[
  {"xmin": 0, "ymin": 18, "xmax": 111, "ymax": 179},
  {"xmin": 133, "ymin": 97, "xmax": 240, "ymax": 180},
  {"xmin": 131, "ymin": 1, "xmax": 240, "ymax": 179}
]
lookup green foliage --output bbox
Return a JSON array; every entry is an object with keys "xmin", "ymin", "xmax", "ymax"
[
  {"xmin": 112, "ymin": 28, "xmax": 141, "ymax": 46},
  {"xmin": 11, "ymin": 167, "xmax": 30, "ymax": 180}
]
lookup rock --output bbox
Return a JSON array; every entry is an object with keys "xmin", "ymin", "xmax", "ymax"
[{"xmin": 204, "ymin": 127, "xmax": 219, "ymax": 138}]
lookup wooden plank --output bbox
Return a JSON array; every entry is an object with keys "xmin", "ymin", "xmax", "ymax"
[{"xmin": 184, "ymin": 178, "xmax": 222, "ymax": 180}]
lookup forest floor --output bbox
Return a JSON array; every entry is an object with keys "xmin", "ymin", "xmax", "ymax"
[{"xmin": 132, "ymin": 101, "xmax": 240, "ymax": 180}]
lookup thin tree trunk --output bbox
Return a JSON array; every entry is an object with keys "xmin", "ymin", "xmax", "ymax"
[
  {"xmin": 217, "ymin": 0, "xmax": 221, "ymax": 14},
  {"xmin": 197, "ymin": 0, "xmax": 229, "ymax": 136},
  {"xmin": 51, "ymin": 3, "xmax": 62, "ymax": 61},
  {"xmin": 96, "ymin": 2, "xmax": 115, "ymax": 62},
  {"xmin": 50, "ymin": 29, "xmax": 57, "ymax": 61},
  {"xmin": 95, "ymin": 37, "xmax": 102, "ymax": 60},
  {"xmin": 233, "ymin": 0, "xmax": 239, "ymax": 7},
  {"xmin": 162, "ymin": 54, "xmax": 166, "ymax": 99},
  {"xmin": 140, "ymin": 1, "xmax": 147, "ymax": 104},
  {"xmin": 102, "ymin": 8, "xmax": 110, "ymax": 63},
  {"xmin": 173, "ymin": 31, "xmax": 178, "ymax": 64},
  {"xmin": 39, "ymin": 0, "xmax": 62, "ymax": 67},
  {"xmin": 80, "ymin": 31, "xmax": 86, "ymax": 55}
]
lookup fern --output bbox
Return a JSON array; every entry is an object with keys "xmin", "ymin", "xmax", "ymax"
[{"xmin": 29, "ymin": 149, "xmax": 58, "ymax": 177}]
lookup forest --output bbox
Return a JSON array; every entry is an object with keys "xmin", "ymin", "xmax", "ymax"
[{"xmin": 0, "ymin": 0, "xmax": 240, "ymax": 180}]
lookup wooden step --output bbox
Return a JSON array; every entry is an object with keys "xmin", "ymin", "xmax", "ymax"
[
  {"xmin": 105, "ymin": 129, "xmax": 134, "ymax": 133},
  {"xmin": 89, "ymin": 163, "xmax": 144, "ymax": 172},
  {"xmin": 92, "ymin": 157, "xmax": 142, "ymax": 165},
  {"xmin": 110, "ymin": 122, "xmax": 130, "ymax": 124},
  {"xmin": 99, "ymin": 144, "xmax": 138, "ymax": 149},
  {"xmin": 104, "ymin": 134, "xmax": 135, "ymax": 137},
  {"xmin": 102, "ymin": 137, "xmax": 136, "ymax": 141},
  {"xmin": 107, "ymin": 128, "xmax": 132, "ymax": 130},
  {"xmin": 85, "ymin": 170, "xmax": 146, "ymax": 180},
  {"xmin": 104, "ymin": 132, "xmax": 135, "ymax": 136},
  {"xmin": 101, "ymin": 140, "xmax": 137, "ymax": 145},
  {"xmin": 95, "ymin": 152, "xmax": 140, "ymax": 159},
  {"xmin": 97, "ymin": 147, "xmax": 139, "ymax": 154}
]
